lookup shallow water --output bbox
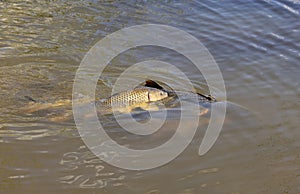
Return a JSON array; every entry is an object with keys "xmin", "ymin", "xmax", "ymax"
[{"xmin": 1, "ymin": 0, "xmax": 299, "ymax": 193}]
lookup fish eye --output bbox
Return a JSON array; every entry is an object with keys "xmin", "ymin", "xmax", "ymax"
[{"xmin": 160, "ymin": 92, "xmax": 164, "ymax": 95}]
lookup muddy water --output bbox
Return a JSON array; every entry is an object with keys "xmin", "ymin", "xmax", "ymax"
[{"xmin": 0, "ymin": 0, "xmax": 299, "ymax": 193}]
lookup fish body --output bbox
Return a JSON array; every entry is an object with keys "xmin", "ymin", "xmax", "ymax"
[
  {"xmin": 97, "ymin": 87, "xmax": 168, "ymax": 114},
  {"xmin": 22, "ymin": 80, "xmax": 214, "ymax": 119}
]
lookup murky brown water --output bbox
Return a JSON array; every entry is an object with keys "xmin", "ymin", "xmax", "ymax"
[{"xmin": 1, "ymin": 0, "xmax": 299, "ymax": 193}]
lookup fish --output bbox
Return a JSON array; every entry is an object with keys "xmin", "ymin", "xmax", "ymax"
[
  {"xmin": 22, "ymin": 86, "xmax": 168, "ymax": 117},
  {"xmin": 22, "ymin": 79, "xmax": 214, "ymax": 120},
  {"xmin": 96, "ymin": 86, "xmax": 168, "ymax": 114},
  {"xmin": 143, "ymin": 80, "xmax": 216, "ymax": 103}
]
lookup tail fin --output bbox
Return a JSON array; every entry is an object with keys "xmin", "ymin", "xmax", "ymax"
[{"xmin": 196, "ymin": 93, "xmax": 217, "ymax": 102}]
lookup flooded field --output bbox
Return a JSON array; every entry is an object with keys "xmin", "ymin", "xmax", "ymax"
[{"xmin": 0, "ymin": 0, "xmax": 299, "ymax": 193}]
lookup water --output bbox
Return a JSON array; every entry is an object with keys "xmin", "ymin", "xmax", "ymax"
[{"xmin": 1, "ymin": 0, "xmax": 300, "ymax": 193}]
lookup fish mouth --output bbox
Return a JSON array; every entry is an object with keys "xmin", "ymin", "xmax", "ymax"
[{"xmin": 165, "ymin": 90, "xmax": 176, "ymax": 97}]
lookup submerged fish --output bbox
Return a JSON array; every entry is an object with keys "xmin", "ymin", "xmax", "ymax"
[{"xmin": 143, "ymin": 80, "xmax": 216, "ymax": 103}]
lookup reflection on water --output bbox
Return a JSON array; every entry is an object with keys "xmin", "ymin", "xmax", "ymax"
[
  {"xmin": 59, "ymin": 146, "xmax": 125, "ymax": 189},
  {"xmin": 1, "ymin": 0, "xmax": 299, "ymax": 193}
]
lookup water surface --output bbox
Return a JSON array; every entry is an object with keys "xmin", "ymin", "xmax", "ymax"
[{"xmin": 0, "ymin": 0, "xmax": 299, "ymax": 193}]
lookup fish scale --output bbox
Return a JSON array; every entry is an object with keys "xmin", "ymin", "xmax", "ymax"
[
  {"xmin": 103, "ymin": 88, "xmax": 151, "ymax": 106},
  {"xmin": 96, "ymin": 87, "xmax": 168, "ymax": 114}
]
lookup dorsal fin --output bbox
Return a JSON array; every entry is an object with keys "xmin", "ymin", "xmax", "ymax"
[{"xmin": 144, "ymin": 80, "xmax": 164, "ymax": 90}]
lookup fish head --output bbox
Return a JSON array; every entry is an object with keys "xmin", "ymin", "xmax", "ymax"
[{"xmin": 148, "ymin": 88, "xmax": 168, "ymax": 101}]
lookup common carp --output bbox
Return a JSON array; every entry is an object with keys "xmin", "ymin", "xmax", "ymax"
[
  {"xmin": 100, "ymin": 87, "xmax": 168, "ymax": 106},
  {"xmin": 22, "ymin": 80, "xmax": 214, "ymax": 121},
  {"xmin": 96, "ymin": 86, "xmax": 168, "ymax": 114},
  {"xmin": 22, "ymin": 85, "xmax": 169, "ymax": 119}
]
